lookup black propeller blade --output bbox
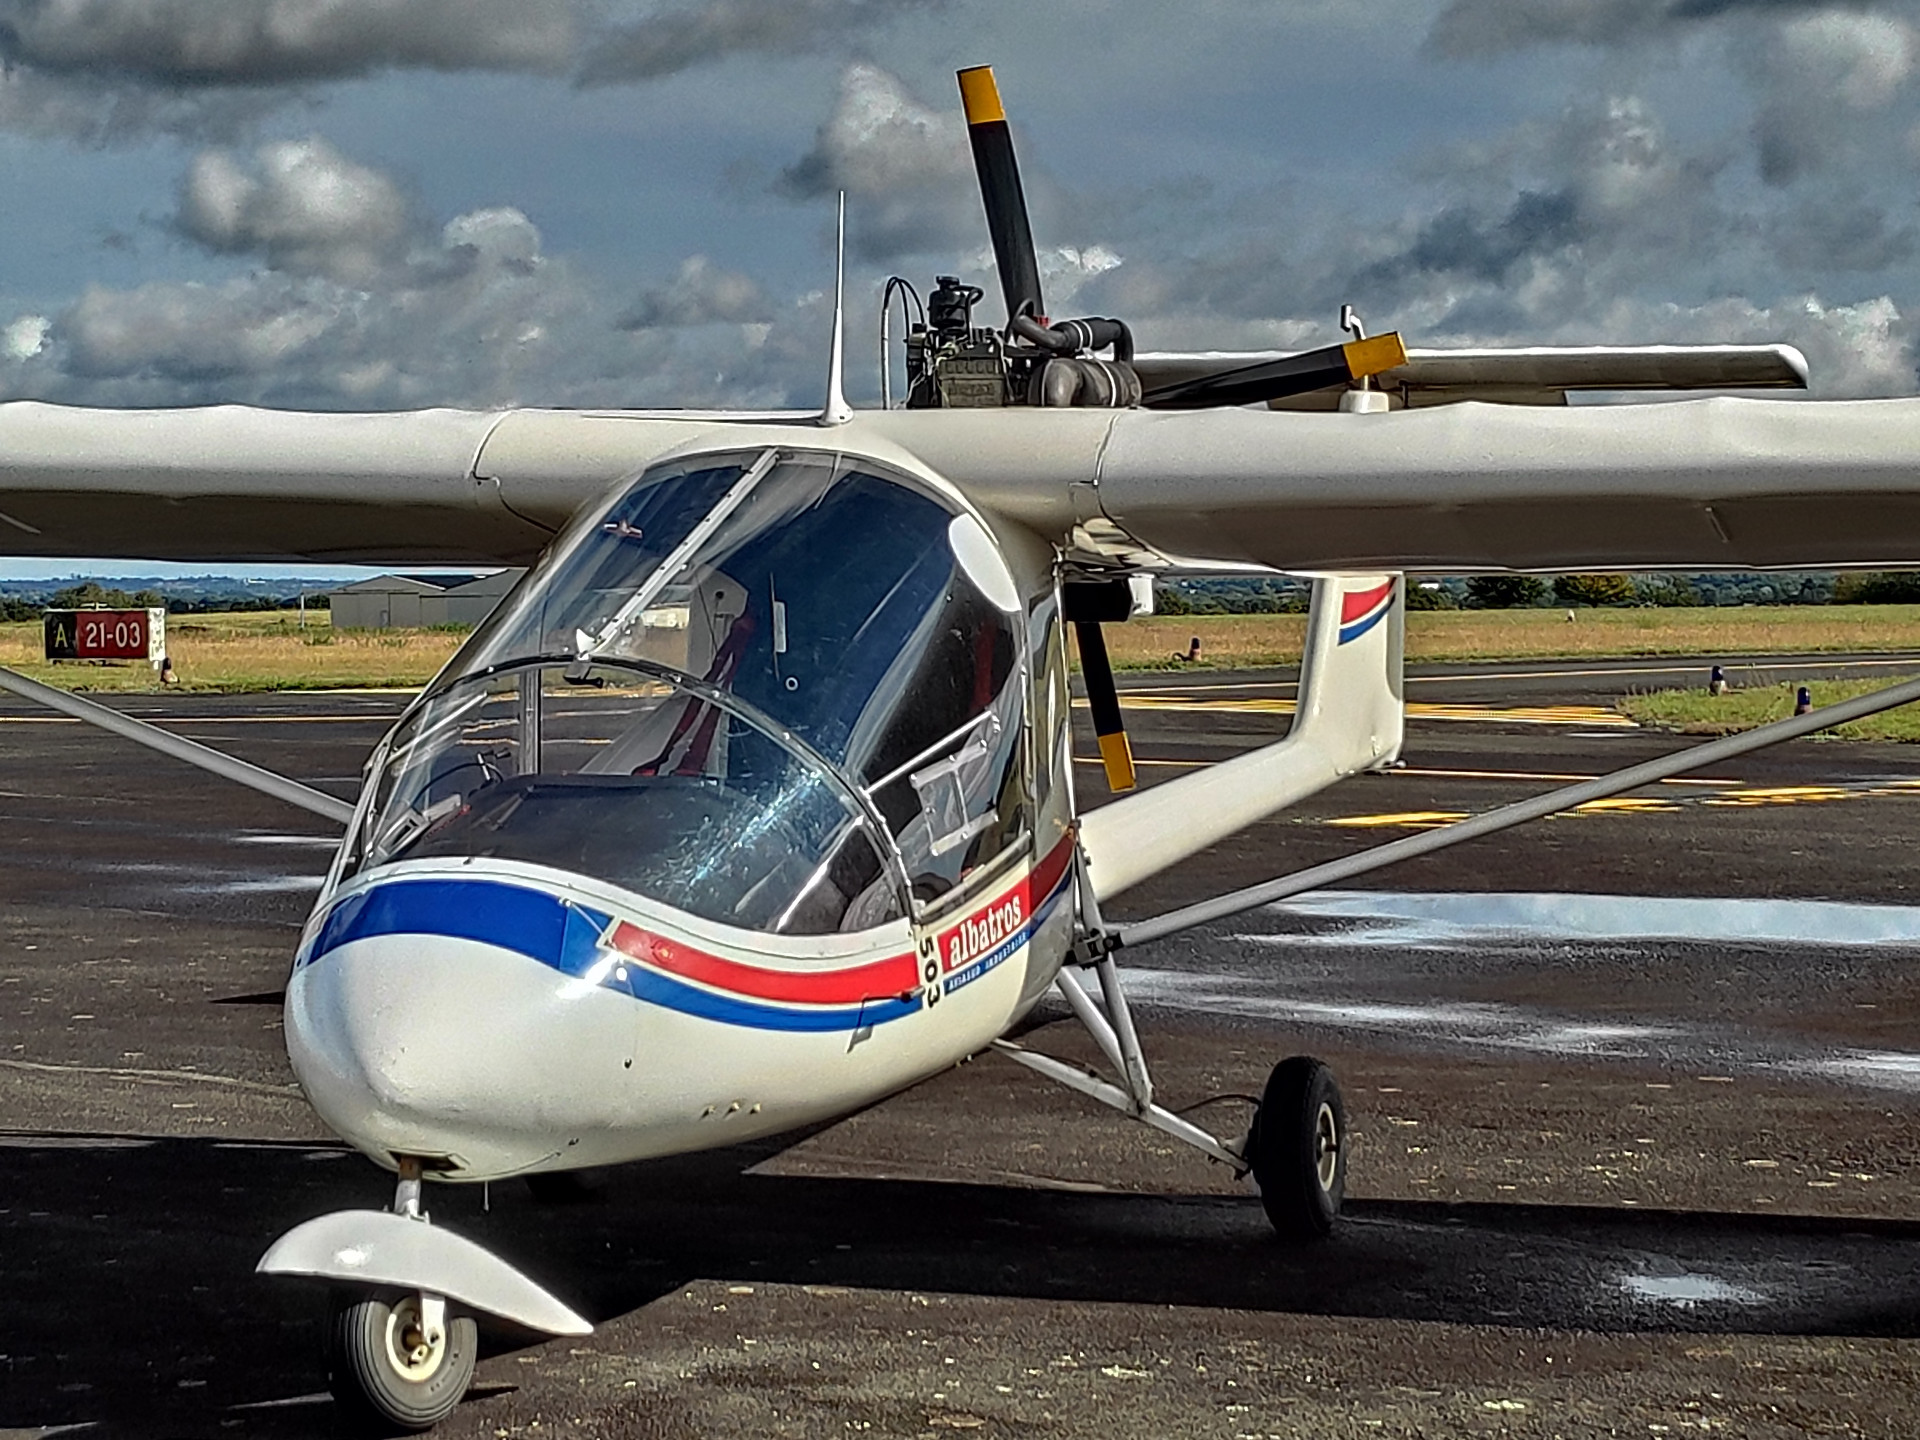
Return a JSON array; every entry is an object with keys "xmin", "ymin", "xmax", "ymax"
[
  {"xmin": 1063, "ymin": 580, "xmax": 1138, "ymax": 794},
  {"xmin": 959, "ymin": 65, "xmax": 1045, "ymax": 326},
  {"xmin": 955, "ymin": 64, "xmax": 1405, "ymax": 413},
  {"xmin": 1139, "ymin": 333, "xmax": 1409, "ymax": 409},
  {"xmin": 1075, "ymin": 619, "xmax": 1136, "ymax": 793}
]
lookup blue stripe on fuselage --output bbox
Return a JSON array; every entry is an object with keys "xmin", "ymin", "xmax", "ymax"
[
  {"xmin": 299, "ymin": 875, "xmax": 921, "ymax": 1032},
  {"xmin": 625, "ymin": 966, "xmax": 920, "ymax": 1032},
  {"xmin": 303, "ymin": 878, "xmax": 610, "ymax": 975}
]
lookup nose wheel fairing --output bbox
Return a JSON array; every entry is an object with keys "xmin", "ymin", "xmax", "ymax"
[{"xmin": 258, "ymin": 1208, "xmax": 592, "ymax": 1337}]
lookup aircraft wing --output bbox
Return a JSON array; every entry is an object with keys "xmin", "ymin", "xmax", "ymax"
[
  {"xmin": 9, "ymin": 394, "xmax": 1920, "ymax": 573},
  {"xmin": 879, "ymin": 395, "xmax": 1920, "ymax": 573},
  {"xmin": 1076, "ymin": 396, "xmax": 1920, "ymax": 572},
  {"xmin": 0, "ymin": 402, "xmax": 790, "ymax": 565}
]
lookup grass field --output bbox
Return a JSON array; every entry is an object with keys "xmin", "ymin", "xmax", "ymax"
[
  {"xmin": 1621, "ymin": 678, "xmax": 1920, "ymax": 742},
  {"xmin": 1110, "ymin": 605, "xmax": 1920, "ymax": 669},
  {"xmin": 9, "ymin": 603, "xmax": 1920, "ymax": 696},
  {"xmin": 0, "ymin": 611, "xmax": 465, "ymax": 692}
]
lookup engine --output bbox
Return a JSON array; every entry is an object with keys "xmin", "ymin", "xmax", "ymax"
[{"xmin": 894, "ymin": 275, "xmax": 1141, "ymax": 411}]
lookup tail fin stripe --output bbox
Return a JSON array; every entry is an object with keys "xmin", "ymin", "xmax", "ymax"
[{"xmin": 1339, "ymin": 579, "xmax": 1395, "ymax": 624}]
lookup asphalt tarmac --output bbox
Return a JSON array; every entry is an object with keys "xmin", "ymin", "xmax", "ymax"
[{"xmin": 6, "ymin": 656, "xmax": 1920, "ymax": 1438}]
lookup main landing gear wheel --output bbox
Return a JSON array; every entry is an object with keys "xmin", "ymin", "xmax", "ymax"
[
  {"xmin": 1247, "ymin": 1055, "xmax": 1346, "ymax": 1240},
  {"xmin": 328, "ymin": 1289, "xmax": 478, "ymax": 1433}
]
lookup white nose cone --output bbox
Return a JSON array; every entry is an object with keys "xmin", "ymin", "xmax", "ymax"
[{"xmin": 287, "ymin": 934, "xmax": 639, "ymax": 1179}]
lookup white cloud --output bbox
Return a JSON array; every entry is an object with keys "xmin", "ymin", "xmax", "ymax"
[
  {"xmin": 60, "ymin": 276, "xmax": 341, "ymax": 381},
  {"xmin": 620, "ymin": 255, "xmax": 770, "ymax": 329},
  {"xmin": 3, "ymin": 131, "xmax": 846, "ymax": 411},
  {"xmin": 579, "ymin": 0, "xmax": 941, "ymax": 85},
  {"xmin": 441, "ymin": 208, "xmax": 542, "ymax": 271},
  {"xmin": 0, "ymin": 60, "xmax": 273, "ymax": 141},
  {"xmin": 1740, "ymin": 12, "xmax": 1920, "ymax": 181},
  {"xmin": 2, "ymin": 314, "xmax": 50, "ymax": 359},
  {"xmin": 1773, "ymin": 11, "xmax": 1915, "ymax": 108},
  {"xmin": 4, "ymin": 8, "xmax": 1919, "ymax": 418},
  {"xmin": 0, "ymin": 0, "xmax": 577, "ymax": 84},
  {"xmin": 179, "ymin": 138, "xmax": 413, "ymax": 284},
  {"xmin": 781, "ymin": 62, "xmax": 978, "ymax": 264}
]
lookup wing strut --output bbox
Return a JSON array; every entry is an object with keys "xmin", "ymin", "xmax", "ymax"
[
  {"xmin": 1099, "ymin": 670, "xmax": 1920, "ymax": 954},
  {"xmin": 0, "ymin": 665, "xmax": 356, "ymax": 826}
]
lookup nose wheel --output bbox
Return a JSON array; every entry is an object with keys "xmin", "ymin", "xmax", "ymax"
[
  {"xmin": 1246, "ymin": 1055, "xmax": 1346, "ymax": 1239},
  {"xmin": 328, "ymin": 1288, "xmax": 478, "ymax": 1432}
]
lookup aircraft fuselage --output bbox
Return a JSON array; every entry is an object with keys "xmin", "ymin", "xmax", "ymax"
[{"xmin": 282, "ymin": 436, "xmax": 1084, "ymax": 1182}]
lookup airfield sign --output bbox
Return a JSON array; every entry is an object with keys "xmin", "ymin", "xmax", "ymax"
[{"xmin": 43, "ymin": 607, "xmax": 166, "ymax": 667}]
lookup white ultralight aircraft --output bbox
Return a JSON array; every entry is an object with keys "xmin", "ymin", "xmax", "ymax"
[{"xmin": 8, "ymin": 66, "xmax": 1920, "ymax": 1431}]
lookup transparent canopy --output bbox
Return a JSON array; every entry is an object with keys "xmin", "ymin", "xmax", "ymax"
[{"xmin": 343, "ymin": 448, "xmax": 1030, "ymax": 933}]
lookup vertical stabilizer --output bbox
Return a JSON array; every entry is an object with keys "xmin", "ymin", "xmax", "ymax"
[
  {"xmin": 819, "ymin": 192, "xmax": 853, "ymax": 427},
  {"xmin": 1077, "ymin": 574, "xmax": 1404, "ymax": 901}
]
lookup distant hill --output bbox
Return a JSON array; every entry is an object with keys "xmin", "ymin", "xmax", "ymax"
[{"xmin": 0, "ymin": 576, "xmax": 330, "ymax": 622}]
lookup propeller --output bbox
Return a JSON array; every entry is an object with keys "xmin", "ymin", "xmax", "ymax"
[
  {"xmin": 958, "ymin": 65, "xmax": 1044, "ymax": 326},
  {"xmin": 1137, "ymin": 333, "xmax": 1408, "ymax": 409},
  {"xmin": 954, "ymin": 65, "xmax": 1407, "ymax": 411}
]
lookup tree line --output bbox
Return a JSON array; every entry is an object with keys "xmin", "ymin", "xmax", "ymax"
[
  {"xmin": 0, "ymin": 581, "xmax": 329, "ymax": 622},
  {"xmin": 1155, "ymin": 571, "xmax": 1911, "ymax": 613}
]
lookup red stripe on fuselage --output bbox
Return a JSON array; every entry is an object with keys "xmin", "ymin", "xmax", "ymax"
[
  {"xmin": 605, "ymin": 924, "xmax": 920, "ymax": 1005},
  {"xmin": 1339, "ymin": 581, "xmax": 1394, "ymax": 624},
  {"xmin": 604, "ymin": 831, "xmax": 1079, "ymax": 1003},
  {"xmin": 936, "ymin": 831, "xmax": 1075, "ymax": 974}
]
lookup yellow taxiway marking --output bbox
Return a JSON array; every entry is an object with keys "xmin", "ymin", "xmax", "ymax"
[
  {"xmin": 1571, "ymin": 795, "xmax": 1683, "ymax": 814},
  {"xmin": 1071, "ymin": 759, "xmax": 1740, "ymax": 786},
  {"xmin": 1324, "ymin": 777, "xmax": 1920, "ymax": 829},
  {"xmin": 1697, "ymin": 783, "xmax": 1920, "ymax": 807},
  {"xmin": 1093, "ymin": 695, "xmax": 1637, "ymax": 727},
  {"xmin": 1326, "ymin": 796, "xmax": 1682, "ymax": 828},
  {"xmin": 1394, "ymin": 766, "xmax": 1733, "ymax": 787},
  {"xmin": 1327, "ymin": 810, "xmax": 1467, "ymax": 829}
]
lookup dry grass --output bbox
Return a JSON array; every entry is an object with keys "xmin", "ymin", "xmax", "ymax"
[
  {"xmin": 11, "ymin": 602, "xmax": 1920, "ymax": 695},
  {"xmin": 0, "ymin": 610, "xmax": 464, "ymax": 692},
  {"xmin": 1110, "ymin": 605, "xmax": 1920, "ymax": 670},
  {"xmin": 1622, "ymin": 676, "xmax": 1920, "ymax": 742}
]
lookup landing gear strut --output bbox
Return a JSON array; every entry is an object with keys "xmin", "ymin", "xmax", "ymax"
[
  {"xmin": 260, "ymin": 1159, "xmax": 592, "ymax": 1434},
  {"xmin": 1245, "ymin": 1055, "xmax": 1346, "ymax": 1239},
  {"xmin": 992, "ymin": 855, "xmax": 1352, "ymax": 1235}
]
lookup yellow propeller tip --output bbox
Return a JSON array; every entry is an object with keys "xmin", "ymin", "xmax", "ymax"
[{"xmin": 957, "ymin": 66, "xmax": 1006, "ymax": 126}]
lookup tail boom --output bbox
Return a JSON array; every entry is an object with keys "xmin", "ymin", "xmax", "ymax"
[{"xmin": 1076, "ymin": 574, "xmax": 1403, "ymax": 901}]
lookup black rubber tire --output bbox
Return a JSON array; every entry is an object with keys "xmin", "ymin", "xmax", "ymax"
[
  {"xmin": 327, "ymin": 1289, "xmax": 478, "ymax": 1433},
  {"xmin": 1247, "ymin": 1055, "xmax": 1346, "ymax": 1240}
]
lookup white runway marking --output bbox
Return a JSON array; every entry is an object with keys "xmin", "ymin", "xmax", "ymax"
[{"xmin": 1249, "ymin": 889, "xmax": 1920, "ymax": 949}]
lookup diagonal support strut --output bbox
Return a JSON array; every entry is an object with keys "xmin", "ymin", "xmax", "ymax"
[
  {"xmin": 0, "ymin": 663, "xmax": 355, "ymax": 826},
  {"xmin": 1109, "ymin": 670, "xmax": 1920, "ymax": 953}
]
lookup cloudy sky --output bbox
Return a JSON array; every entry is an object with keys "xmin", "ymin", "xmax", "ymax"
[{"xmin": 4, "ymin": 0, "xmax": 1920, "ymax": 560}]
